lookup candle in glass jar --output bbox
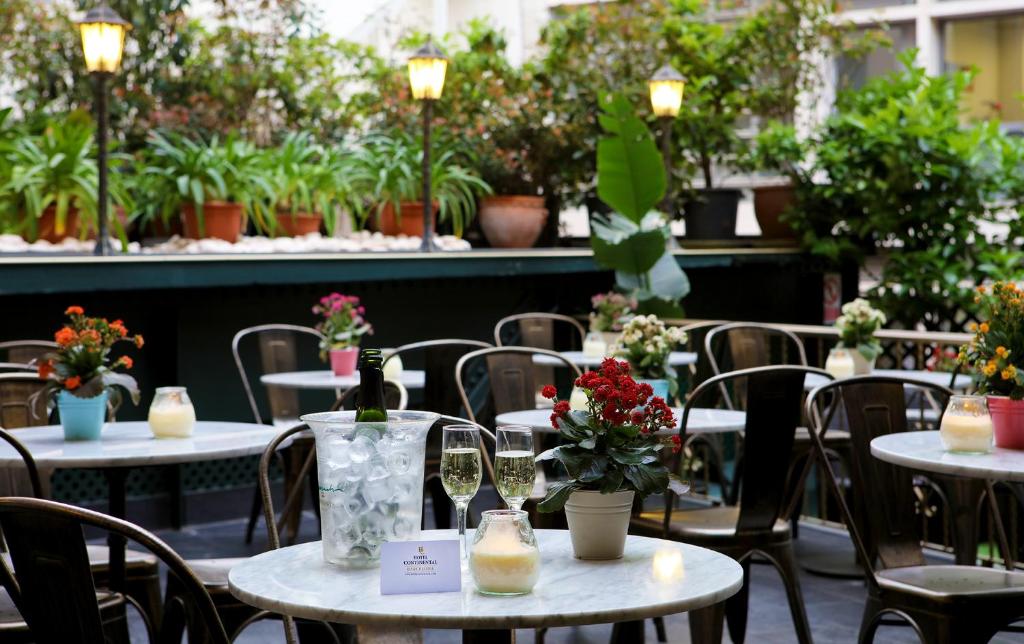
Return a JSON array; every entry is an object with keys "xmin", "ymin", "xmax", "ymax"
[
  {"xmin": 569, "ymin": 387, "xmax": 589, "ymax": 411},
  {"xmin": 469, "ymin": 518, "xmax": 540, "ymax": 595},
  {"xmin": 582, "ymin": 332, "xmax": 607, "ymax": 359},
  {"xmin": 383, "ymin": 352, "xmax": 404, "ymax": 381},
  {"xmin": 825, "ymin": 349, "xmax": 856, "ymax": 379},
  {"xmin": 940, "ymin": 412, "xmax": 994, "ymax": 454},
  {"xmin": 148, "ymin": 387, "xmax": 196, "ymax": 438}
]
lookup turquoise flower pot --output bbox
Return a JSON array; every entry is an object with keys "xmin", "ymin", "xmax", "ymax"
[
  {"xmin": 57, "ymin": 390, "xmax": 108, "ymax": 441},
  {"xmin": 639, "ymin": 378, "xmax": 671, "ymax": 403}
]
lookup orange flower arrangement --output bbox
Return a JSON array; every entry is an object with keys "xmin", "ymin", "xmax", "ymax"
[
  {"xmin": 38, "ymin": 306, "xmax": 143, "ymax": 404},
  {"xmin": 959, "ymin": 283, "xmax": 1024, "ymax": 399}
]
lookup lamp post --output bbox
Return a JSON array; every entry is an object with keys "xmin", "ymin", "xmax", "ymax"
[
  {"xmin": 648, "ymin": 64, "xmax": 685, "ymax": 215},
  {"xmin": 407, "ymin": 39, "xmax": 448, "ymax": 252},
  {"xmin": 76, "ymin": 3, "xmax": 130, "ymax": 256}
]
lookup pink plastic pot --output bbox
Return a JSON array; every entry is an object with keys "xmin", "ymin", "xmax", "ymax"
[
  {"xmin": 329, "ymin": 348, "xmax": 359, "ymax": 376},
  {"xmin": 986, "ymin": 396, "xmax": 1024, "ymax": 450}
]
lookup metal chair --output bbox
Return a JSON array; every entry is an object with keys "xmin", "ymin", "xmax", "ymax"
[
  {"xmin": 0, "ymin": 496, "xmax": 229, "ymax": 644},
  {"xmin": 0, "ymin": 426, "xmax": 164, "ymax": 639},
  {"xmin": 633, "ymin": 365, "xmax": 832, "ymax": 644},
  {"xmin": 0, "ymin": 341, "xmax": 56, "ymax": 367},
  {"xmin": 805, "ymin": 376, "xmax": 1024, "ymax": 644},
  {"xmin": 494, "ymin": 313, "xmax": 586, "ymax": 395},
  {"xmin": 704, "ymin": 322, "xmax": 808, "ymax": 411},
  {"xmin": 0, "ymin": 365, "xmax": 33, "ymax": 374},
  {"xmin": 256, "ymin": 415, "xmax": 496, "ymax": 644}
]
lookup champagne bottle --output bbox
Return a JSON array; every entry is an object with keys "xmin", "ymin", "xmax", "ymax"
[{"xmin": 355, "ymin": 348, "xmax": 388, "ymax": 424}]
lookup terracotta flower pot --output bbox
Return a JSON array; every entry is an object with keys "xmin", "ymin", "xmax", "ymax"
[
  {"xmin": 275, "ymin": 211, "xmax": 323, "ymax": 237},
  {"xmin": 376, "ymin": 201, "xmax": 438, "ymax": 238},
  {"xmin": 987, "ymin": 396, "xmax": 1024, "ymax": 450},
  {"xmin": 478, "ymin": 195, "xmax": 548, "ymax": 248},
  {"xmin": 752, "ymin": 183, "xmax": 797, "ymax": 240},
  {"xmin": 181, "ymin": 201, "xmax": 244, "ymax": 242},
  {"xmin": 563, "ymin": 489, "xmax": 634, "ymax": 560},
  {"xmin": 31, "ymin": 206, "xmax": 90, "ymax": 243}
]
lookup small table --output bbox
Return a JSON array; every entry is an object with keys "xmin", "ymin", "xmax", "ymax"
[
  {"xmin": 871, "ymin": 431, "xmax": 1019, "ymax": 567},
  {"xmin": 229, "ymin": 529, "xmax": 743, "ymax": 643},
  {"xmin": 532, "ymin": 351, "xmax": 697, "ymax": 368},
  {"xmin": 496, "ymin": 407, "xmax": 746, "ymax": 436},
  {"xmin": 805, "ymin": 369, "xmax": 972, "ymax": 391},
  {"xmin": 260, "ymin": 370, "xmax": 425, "ymax": 390},
  {"xmin": 0, "ymin": 421, "xmax": 283, "ymax": 591}
]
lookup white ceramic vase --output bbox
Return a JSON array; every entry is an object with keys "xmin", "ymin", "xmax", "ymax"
[
  {"xmin": 850, "ymin": 349, "xmax": 875, "ymax": 375},
  {"xmin": 563, "ymin": 489, "xmax": 635, "ymax": 560}
]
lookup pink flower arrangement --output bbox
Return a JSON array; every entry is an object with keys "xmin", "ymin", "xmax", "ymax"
[{"xmin": 313, "ymin": 293, "xmax": 372, "ymax": 359}]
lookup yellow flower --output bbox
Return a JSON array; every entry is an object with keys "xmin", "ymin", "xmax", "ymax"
[
  {"xmin": 970, "ymin": 322, "xmax": 979, "ymax": 332},
  {"xmin": 997, "ymin": 346, "xmax": 1009, "ymax": 358},
  {"xmin": 984, "ymin": 363, "xmax": 998, "ymax": 377},
  {"xmin": 977, "ymin": 286, "xmax": 987, "ymax": 294},
  {"xmin": 980, "ymin": 323, "xmax": 990, "ymax": 334},
  {"xmin": 1002, "ymin": 365, "xmax": 1018, "ymax": 380}
]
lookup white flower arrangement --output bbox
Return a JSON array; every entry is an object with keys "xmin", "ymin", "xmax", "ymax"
[
  {"xmin": 615, "ymin": 315, "xmax": 687, "ymax": 384},
  {"xmin": 835, "ymin": 298, "xmax": 886, "ymax": 361}
]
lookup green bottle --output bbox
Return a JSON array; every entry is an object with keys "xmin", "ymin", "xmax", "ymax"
[{"xmin": 355, "ymin": 348, "xmax": 388, "ymax": 424}]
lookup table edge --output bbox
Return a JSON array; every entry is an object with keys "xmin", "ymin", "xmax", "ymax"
[{"xmin": 870, "ymin": 433, "xmax": 1024, "ymax": 482}]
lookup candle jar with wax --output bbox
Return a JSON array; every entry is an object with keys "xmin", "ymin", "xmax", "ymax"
[
  {"xmin": 469, "ymin": 510, "xmax": 540, "ymax": 596},
  {"xmin": 940, "ymin": 395, "xmax": 994, "ymax": 454},
  {"xmin": 824, "ymin": 348, "xmax": 856, "ymax": 379},
  {"xmin": 568, "ymin": 386, "xmax": 589, "ymax": 411},
  {"xmin": 582, "ymin": 331, "xmax": 607, "ymax": 359},
  {"xmin": 148, "ymin": 387, "xmax": 196, "ymax": 438}
]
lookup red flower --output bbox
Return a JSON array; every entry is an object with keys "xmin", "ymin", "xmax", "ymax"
[
  {"xmin": 37, "ymin": 361, "xmax": 54, "ymax": 379},
  {"xmin": 110, "ymin": 320, "xmax": 128, "ymax": 337},
  {"xmin": 64, "ymin": 376, "xmax": 81, "ymax": 390},
  {"xmin": 54, "ymin": 327, "xmax": 77, "ymax": 346},
  {"xmin": 671, "ymin": 435, "xmax": 682, "ymax": 453},
  {"xmin": 135, "ymin": 335, "xmax": 145, "ymax": 348},
  {"xmin": 64, "ymin": 306, "xmax": 84, "ymax": 316},
  {"xmin": 553, "ymin": 400, "xmax": 570, "ymax": 415},
  {"xmin": 540, "ymin": 384, "xmax": 557, "ymax": 399},
  {"xmin": 118, "ymin": 356, "xmax": 134, "ymax": 369},
  {"xmin": 630, "ymin": 410, "xmax": 645, "ymax": 425},
  {"xmin": 549, "ymin": 412, "xmax": 561, "ymax": 430}
]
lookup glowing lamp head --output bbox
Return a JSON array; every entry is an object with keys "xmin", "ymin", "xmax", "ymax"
[
  {"xmin": 408, "ymin": 39, "xmax": 448, "ymax": 101},
  {"xmin": 649, "ymin": 65, "xmax": 685, "ymax": 118},
  {"xmin": 77, "ymin": 4, "xmax": 131, "ymax": 74}
]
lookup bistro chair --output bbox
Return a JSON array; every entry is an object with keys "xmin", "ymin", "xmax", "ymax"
[
  {"xmin": 632, "ymin": 365, "xmax": 832, "ymax": 644},
  {"xmin": 0, "ymin": 366, "xmax": 33, "ymax": 374},
  {"xmin": 385, "ymin": 339, "xmax": 491, "ymax": 528},
  {"xmin": 704, "ymin": 322, "xmax": 808, "ymax": 410},
  {"xmin": 256, "ymin": 416, "xmax": 497, "ymax": 644},
  {"xmin": 805, "ymin": 376, "xmax": 1024, "ymax": 643},
  {"xmin": 493, "ymin": 313, "xmax": 586, "ymax": 395},
  {"xmin": 0, "ymin": 427, "xmax": 164, "ymax": 639},
  {"xmin": 0, "ymin": 341, "xmax": 56, "ymax": 367},
  {"xmin": 0, "ymin": 497, "xmax": 229, "ymax": 644}
]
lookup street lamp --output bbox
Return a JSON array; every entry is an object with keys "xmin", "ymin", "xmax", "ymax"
[
  {"xmin": 407, "ymin": 38, "xmax": 447, "ymax": 252},
  {"xmin": 77, "ymin": 3, "xmax": 130, "ymax": 256},
  {"xmin": 648, "ymin": 65, "xmax": 685, "ymax": 215}
]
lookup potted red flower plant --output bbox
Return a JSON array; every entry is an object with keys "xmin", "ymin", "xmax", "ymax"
[
  {"xmin": 37, "ymin": 307, "xmax": 143, "ymax": 441},
  {"xmin": 313, "ymin": 293, "xmax": 373, "ymax": 376},
  {"xmin": 537, "ymin": 358, "xmax": 689, "ymax": 559}
]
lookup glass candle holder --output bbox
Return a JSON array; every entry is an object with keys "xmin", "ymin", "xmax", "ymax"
[
  {"xmin": 940, "ymin": 395, "xmax": 994, "ymax": 454},
  {"xmin": 147, "ymin": 387, "xmax": 196, "ymax": 438},
  {"xmin": 824, "ymin": 348, "xmax": 856, "ymax": 379},
  {"xmin": 469, "ymin": 509, "xmax": 540, "ymax": 596},
  {"xmin": 582, "ymin": 331, "xmax": 607, "ymax": 359}
]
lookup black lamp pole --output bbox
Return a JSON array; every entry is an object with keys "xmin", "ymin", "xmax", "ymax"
[
  {"xmin": 93, "ymin": 72, "xmax": 112, "ymax": 256},
  {"xmin": 660, "ymin": 116, "xmax": 673, "ymax": 216},
  {"xmin": 421, "ymin": 99, "xmax": 434, "ymax": 252}
]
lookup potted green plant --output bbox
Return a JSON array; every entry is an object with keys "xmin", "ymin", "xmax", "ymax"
[
  {"xmin": 313, "ymin": 292, "xmax": 373, "ymax": 376},
  {"xmin": 614, "ymin": 314, "xmax": 688, "ymax": 400},
  {"xmin": 834, "ymin": 298, "xmax": 886, "ymax": 374},
  {"xmin": 141, "ymin": 131, "xmax": 275, "ymax": 241},
  {"xmin": 589, "ymin": 291, "xmax": 637, "ymax": 346},
  {"xmin": 537, "ymin": 358, "xmax": 688, "ymax": 559},
  {"xmin": 37, "ymin": 306, "xmax": 142, "ymax": 441},
  {"xmin": 476, "ymin": 151, "xmax": 548, "ymax": 249},
  {"xmin": 744, "ymin": 122, "xmax": 806, "ymax": 239},
  {"xmin": 1, "ymin": 110, "xmax": 130, "ymax": 244},
  {"xmin": 357, "ymin": 131, "xmax": 490, "ymax": 238}
]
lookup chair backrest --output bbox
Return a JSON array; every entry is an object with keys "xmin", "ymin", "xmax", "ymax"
[
  {"xmin": 0, "ymin": 427, "xmax": 44, "ymax": 498},
  {"xmin": 384, "ymin": 339, "xmax": 492, "ymax": 417},
  {"xmin": 0, "ymin": 497, "xmax": 229, "ymax": 644},
  {"xmin": 232, "ymin": 324, "xmax": 323, "ymax": 425},
  {"xmin": 455, "ymin": 347, "xmax": 582, "ymax": 423},
  {"xmin": 0, "ymin": 373, "xmax": 49, "ymax": 429},
  {"xmin": 0, "ymin": 341, "xmax": 57, "ymax": 366},
  {"xmin": 667, "ymin": 365, "xmax": 832, "ymax": 536},
  {"xmin": 805, "ymin": 377, "xmax": 953, "ymax": 583},
  {"xmin": 676, "ymin": 321, "xmax": 723, "ymax": 394},
  {"xmin": 493, "ymin": 313, "xmax": 586, "ymax": 349},
  {"xmin": 704, "ymin": 322, "xmax": 808, "ymax": 410}
]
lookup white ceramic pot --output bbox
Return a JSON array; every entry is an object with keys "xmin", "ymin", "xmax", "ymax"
[
  {"xmin": 564, "ymin": 489, "xmax": 635, "ymax": 560},
  {"xmin": 850, "ymin": 349, "xmax": 875, "ymax": 375}
]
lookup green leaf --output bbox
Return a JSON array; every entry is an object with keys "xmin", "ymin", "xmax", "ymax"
[
  {"xmin": 609, "ymin": 446, "xmax": 659, "ymax": 465},
  {"xmin": 596, "ymin": 92, "xmax": 666, "ymax": 223},
  {"xmin": 577, "ymin": 455, "xmax": 609, "ymax": 483},
  {"xmin": 623, "ymin": 463, "xmax": 669, "ymax": 498},
  {"xmin": 599, "ymin": 469, "xmax": 625, "ymax": 494},
  {"xmin": 537, "ymin": 481, "xmax": 579, "ymax": 513},
  {"xmin": 592, "ymin": 223, "xmax": 667, "ymax": 274}
]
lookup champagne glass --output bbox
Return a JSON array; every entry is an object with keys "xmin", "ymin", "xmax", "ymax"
[
  {"xmin": 441, "ymin": 425, "xmax": 482, "ymax": 562},
  {"xmin": 495, "ymin": 426, "xmax": 535, "ymax": 511}
]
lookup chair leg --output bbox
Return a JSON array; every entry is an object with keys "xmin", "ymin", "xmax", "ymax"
[
  {"xmin": 725, "ymin": 557, "xmax": 751, "ymax": 644},
  {"xmin": 653, "ymin": 616, "xmax": 668, "ymax": 642},
  {"xmin": 689, "ymin": 600, "xmax": 725, "ymax": 644},
  {"xmin": 125, "ymin": 571, "xmax": 163, "ymax": 637},
  {"xmin": 245, "ymin": 485, "xmax": 262, "ymax": 544},
  {"xmin": 158, "ymin": 588, "xmax": 189, "ymax": 644},
  {"xmin": 856, "ymin": 597, "xmax": 883, "ymax": 644},
  {"xmin": 610, "ymin": 620, "xmax": 644, "ymax": 643},
  {"xmin": 765, "ymin": 544, "xmax": 813, "ymax": 644}
]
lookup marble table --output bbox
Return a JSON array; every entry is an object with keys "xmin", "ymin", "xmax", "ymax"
[
  {"xmin": 229, "ymin": 529, "xmax": 742, "ymax": 642},
  {"xmin": 532, "ymin": 351, "xmax": 697, "ymax": 369},
  {"xmin": 260, "ymin": 369, "xmax": 425, "ymax": 390},
  {"xmin": 496, "ymin": 407, "xmax": 746, "ymax": 436},
  {"xmin": 871, "ymin": 430, "xmax": 1021, "ymax": 568},
  {"xmin": 805, "ymin": 369, "xmax": 972, "ymax": 391},
  {"xmin": 0, "ymin": 421, "xmax": 282, "ymax": 592}
]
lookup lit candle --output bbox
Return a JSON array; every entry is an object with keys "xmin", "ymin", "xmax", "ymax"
[
  {"xmin": 825, "ymin": 348, "xmax": 856, "ymax": 379},
  {"xmin": 469, "ymin": 516, "xmax": 540, "ymax": 595},
  {"xmin": 582, "ymin": 332, "xmax": 607, "ymax": 359},
  {"xmin": 383, "ymin": 351, "xmax": 404, "ymax": 381},
  {"xmin": 148, "ymin": 386, "xmax": 196, "ymax": 438},
  {"xmin": 652, "ymin": 549, "xmax": 684, "ymax": 582},
  {"xmin": 941, "ymin": 411, "xmax": 994, "ymax": 454},
  {"xmin": 569, "ymin": 387, "xmax": 589, "ymax": 411}
]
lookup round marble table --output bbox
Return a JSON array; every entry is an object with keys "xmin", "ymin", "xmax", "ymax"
[
  {"xmin": 0, "ymin": 421, "xmax": 282, "ymax": 592},
  {"xmin": 805, "ymin": 369, "xmax": 972, "ymax": 391},
  {"xmin": 229, "ymin": 529, "xmax": 742, "ymax": 640},
  {"xmin": 871, "ymin": 431, "xmax": 1024, "ymax": 483},
  {"xmin": 260, "ymin": 369, "xmax": 425, "ymax": 390},
  {"xmin": 533, "ymin": 351, "xmax": 697, "ymax": 369},
  {"xmin": 496, "ymin": 407, "xmax": 746, "ymax": 436}
]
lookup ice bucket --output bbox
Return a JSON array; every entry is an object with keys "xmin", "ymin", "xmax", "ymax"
[{"xmin": 301, "ymin": 410, "xmax": 440, "ymax": 567}]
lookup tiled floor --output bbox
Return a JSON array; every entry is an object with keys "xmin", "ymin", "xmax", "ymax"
[{"xmin": 121, "ymin": 495, "xmax": 1021, "ymax": 643}]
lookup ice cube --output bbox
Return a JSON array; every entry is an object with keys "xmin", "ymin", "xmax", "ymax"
[
  {"xmin": 349, "ymin": 436, "xmax": 375, "ymax": 463},
  {"xmin": 392, "ymin": 516, "xmax": 415, "ymax": 539},
  {"xmin": 354, "ymin": 424, "xmax": 383, "ymax": 442},
  {"xmin": 343, "ymin": 461, "xmax": 367, "ymax": 482},
  {"xmin": 389, "ymin": 475, "xmax": 417, "ymax": 502},
  {"xmin": 360, "ymin": 511, "xmax": 389, "ymax": 544},
  {"xmin": 361, "ymin": 478, "xmax": 392, "ymax": 506},
  {"xmin": 386, "ymin": 449, "xmax": 411, "ymax": 475}
]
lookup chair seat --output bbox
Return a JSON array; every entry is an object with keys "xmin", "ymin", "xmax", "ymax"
[
  {"xmin": 634, "ymin": 506, "xmax": 791, "ymax": 541},
  {"xmin": 85, "ymin": 544, "xmax": 158, "ymax": 570},
  {"xmin": 185, "ymin": 557, "xmax": 248, "ymax": 587},
  {"xmin": 878, "ymin": 565, "xmax": 1024, "ymax": 600},
  {"xmin": 0, "ymin": 586, "xmax": 121, "ymax": 633},
  {"xmin": 793, "ymin": 427, "xmax": 850, "ymax": 444}
]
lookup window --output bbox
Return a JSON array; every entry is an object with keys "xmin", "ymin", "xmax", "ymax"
[
  {"xmin": 836, "ymin": 23, "xmax": 917, "ymax": 91},
  {"xmin": 943, "ymin": 15, "xmax": 1024, "ymax": 123}
]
